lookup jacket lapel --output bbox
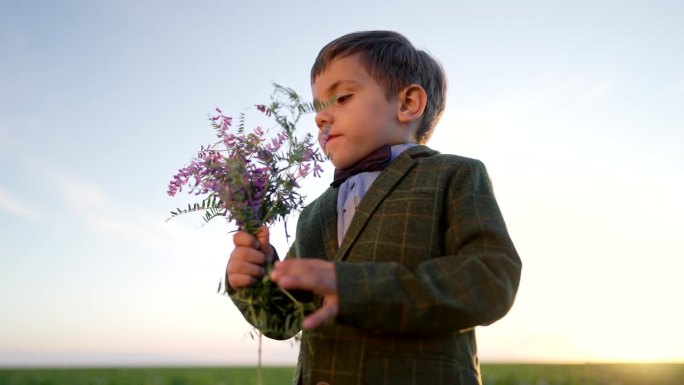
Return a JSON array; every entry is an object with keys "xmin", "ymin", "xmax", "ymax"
[
  {"xmin": 334, "ymin": 145, "xmax": 437, "ymax": 261},
  {"xmin": 318, "ymin": 186, "xmax": 339, "ymax": 261}
]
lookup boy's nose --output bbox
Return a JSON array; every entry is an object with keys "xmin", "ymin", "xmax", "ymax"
[{"xmin": 315, "ymin": 110, "xmax": 333, "ymax": 130}]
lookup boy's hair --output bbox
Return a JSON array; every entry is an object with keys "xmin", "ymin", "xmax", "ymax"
[{"xmin": 311, "ymin": 30, "xmax": 447, "ymax": 144}]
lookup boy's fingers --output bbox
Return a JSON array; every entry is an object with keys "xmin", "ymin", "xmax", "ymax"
[
  {"xmin": 271, "ymin": 260, "xmax": 336, "ymax": 289},
  {"xmin": 227, "ymin": 274, "xmax": 257, "ymax": 290},
  {"xmin": 227, "ymin": 259, "xmax": 265, "ymax": 278},
  {"xmin": 271, "ymin": 259, "xmax": 336, "ymax": 282},
  {"xmin": 271, "ymin": 259, "xmax": 325, "ymax": 276},
  {"xmin": 233, "ymin": 231, "xmax": 260, "ymax": 249},
  {"xmin": 302, "ymin": 299, "xmax": 338, "ymax": 330},
  {"xmin": 231, "ymin": 247, "xmax": 267, "ymax": 265},
  {"xmin": 256, "ymin": 226, "xmax": 273, "ymax": 260},
  {"xmin": 272, "ymin": 270, "xmax": 336, "ymax": 295},
  {"xmin": 269, "ymin": 259, "xmax": 340, "ymax": 329}
]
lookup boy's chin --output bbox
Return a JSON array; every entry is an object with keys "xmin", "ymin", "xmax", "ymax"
[
  {"xmin": 330, "ymin": 158, "xmax": 356, "ymax": 170},
  {"xmin": 325, "ymin": 151, "xmax": 345, "ymax": 169}
]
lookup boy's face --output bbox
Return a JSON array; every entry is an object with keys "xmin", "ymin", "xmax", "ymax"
[{"xmin": 312, "ymin": 54, "xmax": 408, "ymax": 169}]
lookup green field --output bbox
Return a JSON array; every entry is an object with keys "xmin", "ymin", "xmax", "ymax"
[{"xmin": 0, "ymin": 364, "xmax": 682, "ymax": 385}]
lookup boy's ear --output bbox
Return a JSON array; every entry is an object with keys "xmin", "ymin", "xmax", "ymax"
[{"xmin": 396, "ymin": 84, "xmax": 427, "ymax": 124}]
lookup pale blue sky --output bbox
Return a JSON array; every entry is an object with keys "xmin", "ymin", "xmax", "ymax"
[{"xmin": 1, "ymin": 1, "xmax": 683, "ymax": 366}]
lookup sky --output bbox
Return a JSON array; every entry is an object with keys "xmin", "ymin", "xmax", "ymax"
[{"xmin": 1, "ymin": 0, "xmax": 683, "ymax": 367}]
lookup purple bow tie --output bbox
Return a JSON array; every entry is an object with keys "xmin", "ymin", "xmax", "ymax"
[{"xmin": 330, "ymin": 144, "xmax": 392, "ymax": 187}]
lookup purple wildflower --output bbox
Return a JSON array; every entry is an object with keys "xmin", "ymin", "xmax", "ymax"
[{"xmin": 168, "ymin": 86, "xmax": 325, "ymax": 237}]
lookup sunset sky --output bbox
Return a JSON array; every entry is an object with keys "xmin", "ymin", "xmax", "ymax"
[{"xmin": 1, "ymin": 1, "xmax": 682, "ymax": 366}]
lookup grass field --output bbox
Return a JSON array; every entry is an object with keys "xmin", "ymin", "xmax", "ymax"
[{"xmin": 0, "ymin": 364, "xmax": 682, "ymax": 385}]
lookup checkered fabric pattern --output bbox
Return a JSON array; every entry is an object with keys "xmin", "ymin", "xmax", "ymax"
[{"xmin": 232, "ymin": 145, "xmax": 522, "ymax": 385}]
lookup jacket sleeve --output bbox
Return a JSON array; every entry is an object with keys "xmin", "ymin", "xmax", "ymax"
[{"xmin": 335, "ymin": 159, "xmax": 522, "ymax": 334}]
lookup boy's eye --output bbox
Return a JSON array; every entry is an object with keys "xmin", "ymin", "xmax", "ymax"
[{"xmin": 336, "ymin": 94, "xmax": 352, "ymax": 104}]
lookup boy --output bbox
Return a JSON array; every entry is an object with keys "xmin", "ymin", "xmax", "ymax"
[{"xmin": 226, "ymin": 31, "xmax": 521, "ymax": 385}]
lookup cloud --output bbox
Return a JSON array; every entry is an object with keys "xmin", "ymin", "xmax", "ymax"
[
  {"xmin": 49, "ymin": 172, "xmax": 112, "ymax": 213},
  {"xmin": 42, "ymin": 169, "xmax": 227, "ymax": 258},
  {"xmin": 0, "ymin": 187, "xmax": 43, "ymax": 221}
]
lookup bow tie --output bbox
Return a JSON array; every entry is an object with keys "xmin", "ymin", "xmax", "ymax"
[{"xmin": 330, "ymin": 144, "xmax": 392, "ymax": 187}]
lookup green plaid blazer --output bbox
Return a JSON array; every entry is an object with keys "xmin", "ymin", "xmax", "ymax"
[{"xmin": 232, "ymin": 145, "xmax": 521, "ymax": 385}]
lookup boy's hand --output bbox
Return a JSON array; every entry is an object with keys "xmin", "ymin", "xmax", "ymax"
[
  {"xmin": 270, "ymin": 259, "xmax": 339, "ymax": 330},
  {"xmin": 226, "ymin": 226, "xmax": 274, "ymax": 290}
]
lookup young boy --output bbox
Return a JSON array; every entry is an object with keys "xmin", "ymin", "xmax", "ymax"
[{"xmin": 226, "ymin": 31, "xmax": 522, "ymax": 385}]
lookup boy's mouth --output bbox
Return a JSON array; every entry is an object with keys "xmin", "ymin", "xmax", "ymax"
[
  {"xmin": 324, "ymin": 135, "xmax": 341, "ymax": 151},
  {"xmin": 319, "ymin": 125, "xmax": 340, "ymax": 152}
]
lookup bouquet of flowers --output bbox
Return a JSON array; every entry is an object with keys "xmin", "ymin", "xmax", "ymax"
[{"xmin": 167, "ymin": 84, "xmax": 326, "ymax": 339}]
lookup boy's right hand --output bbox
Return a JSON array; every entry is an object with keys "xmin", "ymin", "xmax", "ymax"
[{"xmin": 226, "ymin": 226, "xmax": 274, "ymax": 291}]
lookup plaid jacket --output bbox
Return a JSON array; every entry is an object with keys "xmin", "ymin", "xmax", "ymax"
[{"xmin": 233, "ymin": 145, "xmax": 521, "ymax": 385}]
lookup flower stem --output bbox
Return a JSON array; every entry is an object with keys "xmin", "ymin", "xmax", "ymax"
[{"xmin": 257, "ymin": 332, "xmax": 263, "ymax": 385}]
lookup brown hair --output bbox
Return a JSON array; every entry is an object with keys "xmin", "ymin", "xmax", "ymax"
[{"xmin": 311, "ymin": 30, "xmax": 447, "ymax": 144}]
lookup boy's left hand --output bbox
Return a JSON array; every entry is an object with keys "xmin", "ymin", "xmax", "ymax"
[{"xmin": 270, "ymin": 259, "xmax": 338, "ymax": 330}]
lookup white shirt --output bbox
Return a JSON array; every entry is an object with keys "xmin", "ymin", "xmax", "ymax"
[{"xmin": 336, "ymin": 143, "xmax": 417, "ymax": 246}]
